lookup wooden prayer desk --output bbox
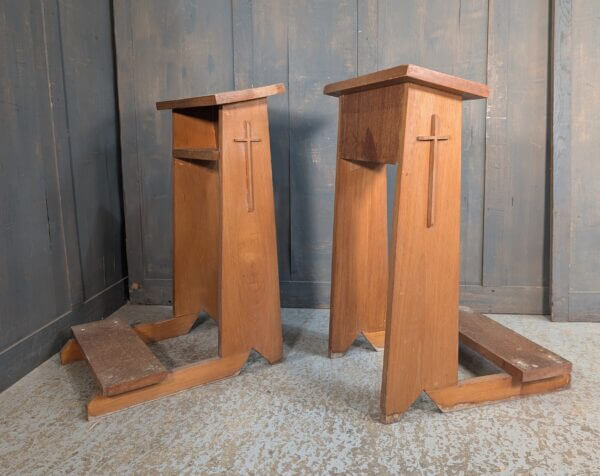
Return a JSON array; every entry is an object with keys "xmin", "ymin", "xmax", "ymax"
[
  {"xmin": 324, "ymin": 65, "xmax": 571, "ymax": 423},
  {"xmin": 60, "ymin": 84, "xmax": 285, "ymax": 418}
]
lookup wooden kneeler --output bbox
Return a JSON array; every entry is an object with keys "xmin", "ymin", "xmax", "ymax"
[
  {"xmin": 61, "ymin": 84, "xmax": 285, "ymax": 418},
  {"xmin": 324, "ymin": 65, "xmax": 572, "ymax": 422}
]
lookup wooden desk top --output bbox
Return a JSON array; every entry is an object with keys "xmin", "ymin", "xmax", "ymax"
[
  {"xmin": 156, "ymin": 83, "xmax": 285, "ymax": 110},
  {"xmin": 323, "ymin": 64, "xmax": 488, "ymax": 100}
]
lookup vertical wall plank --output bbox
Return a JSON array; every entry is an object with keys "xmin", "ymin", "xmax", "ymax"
[
  {"xmin": 233, "ymin": 0, "xmax": 292, "ymax": 281},
  {"xmin": 0, "ymin": 0, "xmax": 126, "ymax": 390},
  {"xmin": 114, "ymin": 0, "xmax": 234, "ymax": 302},
  {"xmin": 288, "ymin": 0, "xmax": 357, "ymax": 282},
  {"xmin": 563, "ymin": 0, "xmax": 600, "ymax": 321},
  {"xmin": 484, "ymin": 0, "xmax": 550, "ymax": 310},
  {"xmin": 58, "ymin": 0, "xmax": 125, "ymax": 298},
  {"xmin": 457, "ymin": 0, "xmax": 488, "ymax": 285},
  {"xmin": 0, "ymin": 0, "xmax": 70, "ymax": 351},
  {"xmin": 551, "ymin": 0, "xmax": 572, "ymax": 321}
]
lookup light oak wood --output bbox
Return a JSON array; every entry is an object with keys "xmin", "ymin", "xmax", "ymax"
[
  {"xmin": 425, "ymin": 372, "xmax": 571, "ymax": 413},
  {"xmin": 362, "ymin": 331, "xmax": 386, "ymax": 351},
  {"xmin": 381, "ymin": 84, "xmax": 463, "ymax": 418},
  {"xmin": 60, "ymin": 338, "xmax": 84, "ymax": 364},
  {"xmin": 324, "ymin": 64, "xmax": 489, "ymax": 100},
  {"xmin": 329, "ymin": 113, "xmax": 389, "ymax": 355},
  {"xmin": 416, "ymin": 114, "xmax": 449, "ymax": 227},
  {"xmin": 172, "ymin": 158, "xmax": 220, "ymax": 320},
  {"xmin": 156, "ymin": 83, "xmax": 285, "ymax": 110},
  {"xmin": 87, "ymin": 352, "xmax": 249, "ymax": 419},
  {"xmin": 218, "ymin": 98, "xmax": 283, "ymax": 362}
]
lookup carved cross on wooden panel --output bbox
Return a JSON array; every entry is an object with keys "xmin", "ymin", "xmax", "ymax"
[
  {"xmin": 417, "ymin": 114, "xmax": 449, "ymax": 227},
  {"xmin": 234, "ymin": 120, "xmax": 261, "ymax": 212}
]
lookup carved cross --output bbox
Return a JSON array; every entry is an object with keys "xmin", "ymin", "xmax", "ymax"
[
  {"xmin": 234, "ymin": 120, "xmax": 261, "ymax": 212},
  {"xmin": 417, "ymin": 114, "xmax": 449, "ymax": 227}
]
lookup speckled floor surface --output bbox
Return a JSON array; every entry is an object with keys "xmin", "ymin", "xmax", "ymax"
[{"xmin": 1, "ymin": 305, "xmax": 599, "ymax": 474}]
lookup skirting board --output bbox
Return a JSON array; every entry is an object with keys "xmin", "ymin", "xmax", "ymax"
[
  {"xmin": 129, "ymin": 279, "xmax": 548, "ymax": 314},
  {"xmin": 0, "ymin": 279, "xmax": 127, "ymax": 392}
]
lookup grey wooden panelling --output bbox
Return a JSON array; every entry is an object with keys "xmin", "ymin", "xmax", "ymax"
[
  {"xmin": 117, "ymin": 0, "xmax": 555, "ymax": 313},
  {"xmin": 551, "ymin": 0, "xmax": 600, "ymax": 321},
  {"xmin": 0, "ymin": 0, "xmax": 126, "ymax": 391},
  {"xmin": 483, "ymin": 0, "xmax": 551, "ymax": 313},
  {"xmin": 114, "ymin": 0, "xmax": 234, "ymax": 304}
]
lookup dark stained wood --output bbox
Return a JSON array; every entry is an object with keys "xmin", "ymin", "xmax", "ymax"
[
  {"xmin": 156, "ymin": 83, "xmax": 285, "ymax": 110},
  {"xmin": 172, "ymin": 148, "xmax": 220, "ymax": 161},
  {"xmin": 72, "ymin": 317, "xmax": 167, "ymax": 397},
  {"xmin": 60, "ymin": 315, "xmax": 199, "ymax": 365},
  {"xmin": 459, "ymin": 308, "xmax": 572, "ymax": 382},
  {"xmin": 324, "ymin": 64, "xmax": 489, "ymax": 100}
]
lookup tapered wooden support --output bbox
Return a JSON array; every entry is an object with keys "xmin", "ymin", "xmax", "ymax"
[
  {"xmin": 329, "ymin": 157, "xmax": 388, "ymax": 356},
  {"xmin": 380, "ymin": 84, "xmax": 463, "ymax": 419}
]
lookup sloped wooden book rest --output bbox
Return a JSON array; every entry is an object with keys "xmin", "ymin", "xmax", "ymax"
[
  {"xmin": 324, "ymin": 65, "xmax": 572, "ymax": 422},
  {"xmin": 60, "ymin": 84, "xmax": 285, "ymax": 418}
]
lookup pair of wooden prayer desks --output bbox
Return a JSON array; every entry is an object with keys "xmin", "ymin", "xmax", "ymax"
[{"xmin": 61, "ymin": 65, "xmax": 571, "ymax": 421}]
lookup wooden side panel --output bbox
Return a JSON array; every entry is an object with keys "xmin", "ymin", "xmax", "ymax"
[
  {"xmin": 329, "ymin": 126, "xmax": 389, "ymax": 353},
  {"xmin": 172, "ymin": 109, "xmax": 219, "ymax": 150},
  {"xmin": 218, "ymin": 100, "xmax": 283, "ymax": 362},
  {"xmin": 172, "ymin": 104, "xmax": 221, "ymax": 325},
  {"xmin": 172, "ymin": 158, "xmax": 219, "ymax": 319},
  {"xmin": 381, "ymin": 85, "xmax": 462, "ymax": 417},
  {"xmin": 340, "ymin": 84, "xmax": 405, "ymax": 164}
]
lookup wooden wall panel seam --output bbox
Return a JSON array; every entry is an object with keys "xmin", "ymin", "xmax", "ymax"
[{"xmin": 41, "ymin": 0, "xmax": 85, "ymax": 306}]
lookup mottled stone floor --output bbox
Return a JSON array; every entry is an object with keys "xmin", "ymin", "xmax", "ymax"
[{"xmin": 1, "ymin": 305, "xmax": 599, "ymax": 474}]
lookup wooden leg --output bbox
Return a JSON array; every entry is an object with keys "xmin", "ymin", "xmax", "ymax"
[
  {"xmin": 218, "ymin": 100, "xmax": 283, "ymax": 363},
  {"xmin": 60, "ymin": 338, "xmax": 84, "ymax": 364},
  {"xmin": 426, "ymin": 372, "xmax": 571, "ymax": 412},
  {"xmin": 134, "ymin": 314, "xmax": 198, "ymax": 343},
  {"xmin": 362, "ymin": 331, "xmax": 385, "ymax": 352},
  {"xmin": 60, "ymin": 314, "xmax": 199, "ymax": 365},
  {"xmin": 329, "ymin": 158, "xmax": 388, "ymax": 357},
  {"xmin": 87, "ymin": 352, "xmax": 250, "ymax": 419}
]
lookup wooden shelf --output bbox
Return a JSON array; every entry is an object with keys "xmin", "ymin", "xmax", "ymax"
[{"xmin": 173, "ymin": 148, "xmax": 220, "ymax": 161}]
